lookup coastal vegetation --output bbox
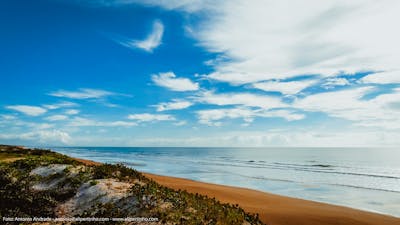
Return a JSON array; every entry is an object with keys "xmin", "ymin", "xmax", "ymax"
[{"xmin": 0, "ymin": 145, "xmax": 264, "ymax": 224}]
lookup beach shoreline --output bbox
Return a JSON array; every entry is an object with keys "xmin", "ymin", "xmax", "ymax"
[
  {"xmin": 144, "ymin": 172, "xmax": 400, "ymax": 225},
  {"xmin": 73, "ymin": 157, "xmax": 400, "ymax": 225}
]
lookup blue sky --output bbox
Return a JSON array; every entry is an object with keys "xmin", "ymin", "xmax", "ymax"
[{"xmin": 1, "ymin": 0, "xmax": 400, "ymax": 147}]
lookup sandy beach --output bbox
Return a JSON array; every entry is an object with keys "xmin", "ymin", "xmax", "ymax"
[
  {"xmin": 73, "ymin": 157, "xmax": 400, "ymax": 225},
  {"xmin": 144, "ymin": 173, "xmax": 400, "ymax": 225}
]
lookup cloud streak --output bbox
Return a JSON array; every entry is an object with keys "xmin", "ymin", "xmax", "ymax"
[
  {"xmin": 153, "ymin": 99, "xmax": 193, "ymax": 111},
  {"xmin": 67, "ymin": 117, "xmax": 137, "ymax": 127},
  {"xmin": 252, "ymin": 79, "xmax": 317, "ymax": 95},
  {"xmin": 45, "ymin": 115, "xmax": 68, "ymax": 121},
  {"xmin": 49, "ymin": 88, "xmax": 119, "ymax": 99},
  {"xmin": 0, "ymin": 130, "xmax": 71, "ymax": 145},
  {"xmin": 194, "ymin": 91, "xmax": 285, "ymax": 109},
  {"xmin": 6, "ymin": 105, "xmax": 47, "ymax": 116},
  {"xmin": 197, "ymin": 107, "xmax": 304, "ymax": 126},
  {"xmin": 152, "ymin": 72, "xmax": 199, "ymax": 91},
  {"xmin": 115, "ymin": 20, "xmax": 164, "ymax": 52},
  {"xmin": 42, "ymin": 101, "xmax": 78, "ymax": 109},
  {"xmin": 294, "ymin": 86, "xmax": 400, "ymax": 130},
  {"xmin": 65, "ymin": 109, "xmax": 80, "ymax": 115},
  {"xmin": 361, "ymin": 71, "xmax": 400, "ymax": 84},
  {"xmin": 128, "ymin": 113, "xmax": 175, "ymax": 122}
]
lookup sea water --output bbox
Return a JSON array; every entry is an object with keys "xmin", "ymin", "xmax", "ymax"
[{"xmin": 51, "ymin": 147, "xmax": 400, "ymax": 217}]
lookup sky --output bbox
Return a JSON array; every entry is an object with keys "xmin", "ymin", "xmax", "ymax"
[{"xmin": 0, "ymin": 0, "xmax": 400, "ymax": 147}]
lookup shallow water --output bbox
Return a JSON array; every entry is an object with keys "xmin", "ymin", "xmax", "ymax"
[{"xmin": 51, "ymin": 147, "xmax": 400, "ymax": 217}]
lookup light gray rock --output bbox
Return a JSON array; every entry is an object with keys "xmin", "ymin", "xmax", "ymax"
[
  {"xmin": 30, "ymin": 164, "xmax": 69, "ymax": 191},
  {"xmin": 30, "ymin": 164, "xmax": 69, "ymax": 177},
  {"xmin": 56, "ymin": 179, "xmax": 133, "ymax": 216},
  {"xmin": 32, "ymin": 177, "xmax": 66, "ymax": 191}
]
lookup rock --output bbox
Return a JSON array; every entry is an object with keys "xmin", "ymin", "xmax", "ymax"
[
  {"xmin": 30, "ymin": 164, "xmax": 69, "ymax": 177},
  {"xmin": 56, "ymin": 178, "xmax": 133, "ymax": 216},
  {"xmin": 30, "ymin": 164, "xmax": 69, "ymax": 191},
  {"xmin": 31, "ymin": 177, "xmax": 66, "ymax": 191}
]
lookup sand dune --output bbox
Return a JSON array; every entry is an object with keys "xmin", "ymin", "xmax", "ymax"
[{"xmin": 144, "ymin": 173, "xmax": 400, "ymax": 225}]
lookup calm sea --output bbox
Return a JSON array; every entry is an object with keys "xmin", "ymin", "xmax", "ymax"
[{"xmin": 50, "ymin": 147, "xmax": 400, "ymax": 217}]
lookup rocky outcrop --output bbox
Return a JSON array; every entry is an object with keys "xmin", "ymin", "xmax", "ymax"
[{"xmin": 56, "ymin": 179, "xmax": 133, "ymax": 216}]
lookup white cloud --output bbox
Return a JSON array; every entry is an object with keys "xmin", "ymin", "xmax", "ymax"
[
  {"xmin": 127, "ymin": 113, "xmax": 175, "ymax": 122},
  {"xmin": 6, "ymin": 105, "xmax": 47, "ymax": 116},
  {"xmin": 197, "ymin": 107, "xmax": 304, "ymax": 126},
  {"xmin": 294, "ymin": 87, "xmax": 373, "ymax": 120},
  {"xmin": 1, "ymin": 115, "xmax": 17, "ymax": 120},
  {"xmin": 35, "ymin": 130, "xmax": 71, "ymax": 144},
  {"xmin": 360, "ymin": 71, "xmax": 400, "ymax": 84},
  {"xmin": 154, "ymin": 99, "xmax": 193, "ymax": 111},
  {"xmin": 34, "ymin": 123, "xmax": 55, "ymax": 130},
  {"xmin": 65, "ymin": 109, "xmax": 80, "ymax": 115},
  {"xmin": 252, "ymin": 79, "xmax": 317, "ymax": 95},
  {"xmin": 116, "ymin": 20, "xmax": 164, "ymax": 52},
  {"xmin": 48, "ymin": 88, "xmax": 117, "ymax": 99},
  {"xmin": 321, "ymin": 77, "xmax": 350, "ymax": 89},
  {"xmin": 68, "ymin": 117, "xmax": 137, "ymax": 127},
  {"xmin": 355, "ymin": 120, "xmax": 400, "ymax": 130},
  {"xmin": 0, "ymin": 117, "xmax": 54, "ymax": 130},
  {"xmin": 45, "ymin": 115, "xmax": 68, "ymax": 121},
  {"xmin": 0, "ymin": 129, "xmax": 71, "ymax": 145},
  {"xmin": 266, "ymin": 110, "xmax": 306, "ymax": 121},
  {"xmin": 152, "ymin": 72, "xmax": 199, "ymax": 91},
  {"xmin": 180, "ymin": 1, "xmax": 400, "ymax": 85},
  {"xmin": 197, "ymin": 108, "xmax": 254, "ymax": 126},
  {"xmin": 195, "ymin": 91, "xmax": 285, "ymax": 109},
  {"xmin": 42, "ymin": 101, "xmax": 78, "ymax": 109},
  {"xmin": 294, "ymin": 86, "xmax": 400, "ymax": 129}
]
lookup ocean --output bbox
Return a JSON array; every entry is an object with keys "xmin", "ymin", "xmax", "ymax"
[{"xmin": 51, "ymin": 147, "xmax": 400, "ymax": 217}]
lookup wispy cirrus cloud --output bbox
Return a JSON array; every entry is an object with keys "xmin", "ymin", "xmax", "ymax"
[
  {"xmin": 0, "ymin": 119, "xmax": 54, "ymax": 130},
  {"xmin": 0, "ymin": 115, "xmax": 17, "ymax": 120},
  {"xmin": 67, "ymin": 117, "xmax": 137, "ymax": 127},
  {"xmin": 114, "ymin": 20, "xmax": 164, "ymax": 53},
  {"xmin": 321, "ymin": 77, "xmax": 350, "ymax": 89},
  {"xmin": 5, "ymin": 105, "xmax": 47, "ymax": 116},
  {"xmin": 128, "ymin": 113, "xmax": 175, "ymax": 122},
  {"xmin": 152, "ymin": 72, "xmax": 199, "ymax": 91},
  {"xmin": 197, "ymin": 107, "xmax": 304, "ymax": 126},
  {"xmin": 45, "ymin": 115, "xmax": 68, "ymax": 121},
  {"xmin": 252, "ymin": 79, "xmax": 317, "ymax": 95},
  {"xmin": 153, "ymin": 99, "xmax": 193, "ymax": 111},
  {"xmin": 194, "ymin": 91, "xmax": 285, "ymax": 109},
  {"xmin": 360, "ymin": 71, "xmax": 400, "ymax": 84},
  {"xmin": 294, "ymin": 87, "xmax": 373, "ymax": 120},
  {"xmin": 48, "ymin": 88, "xmax": 121, "ymax": 99},
  {"xmin": 42, "ymin": 101, "xmax": 78, "ymax": 109},
  {"xmin": 65, "ymin": 109, "xmax": 80, "ymax": 115},
  {"xmin": 0, "ymin": 129, "xmax": 71, "ymax": 145},
  {"xmin": 293, "ymin": 86, "xmax": 400, "ymax": 130}
]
